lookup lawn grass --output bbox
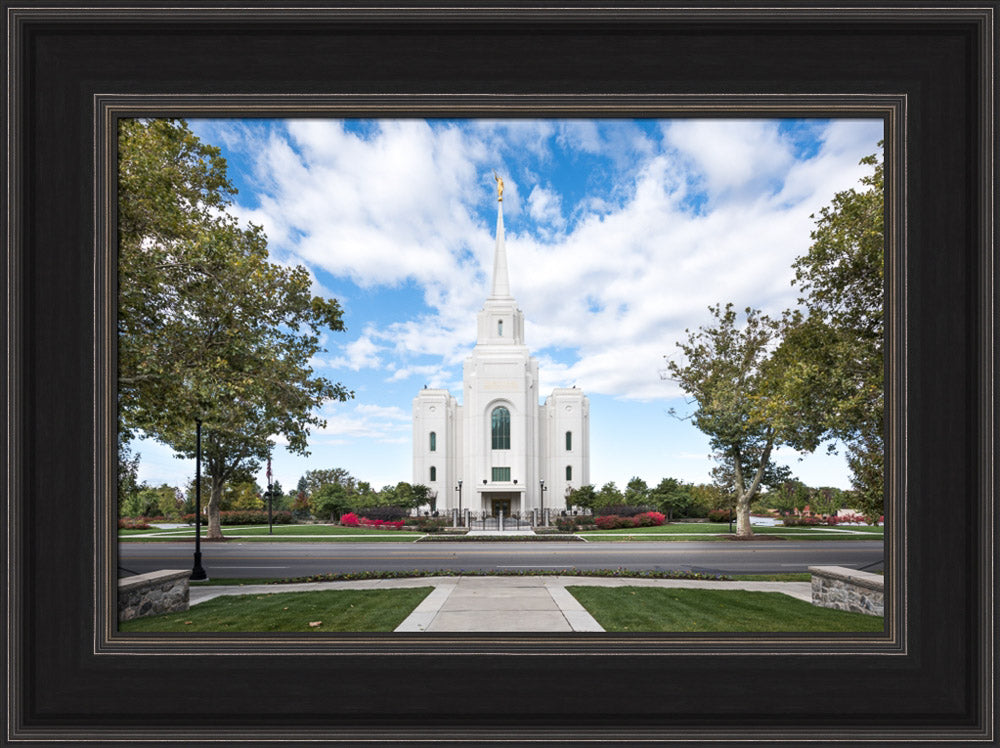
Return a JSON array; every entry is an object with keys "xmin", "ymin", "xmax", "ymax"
[
  {"xmin": 119, "ymin": 524, "xmax": 420, "ymax": 542},
  {"xmin": 582, "ymin": 522, "xmax": 883, "ymax": 541},
  {"xmin": 119, "ymin": 587, "xmax": 433, "ymax": 632},
  {"xmin": 567, "ymin": 587, "xmax": 883, "ymax": 632}
]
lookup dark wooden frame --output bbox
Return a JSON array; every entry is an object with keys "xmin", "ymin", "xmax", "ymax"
[{"xmin": 4, "ymin": 2, "xmax": 996, "ymax": 744}]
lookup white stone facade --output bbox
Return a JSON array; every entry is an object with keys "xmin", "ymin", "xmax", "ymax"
[{"xmin": 413, "ymin": 195, "xmax": 589, "ymax": 515}]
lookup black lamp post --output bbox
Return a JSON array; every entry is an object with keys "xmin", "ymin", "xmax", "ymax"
[
  {"xmin": 456, "ymin": 479, "xmax": 463, "ymax": 513},
  {"xmin": 190, "ymin": 418, "xmax": 207, "ymax": 581},
  {"xmin": 539, "ymin": 478, "xmax": 547, "ymax": 514}
]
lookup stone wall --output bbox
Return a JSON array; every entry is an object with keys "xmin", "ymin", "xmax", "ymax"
[
  {"xmin": 119, "ymin": 569, "xmax": 190, "ymax": 621},
  {"xmin": 809, "ymin": 565, "xmax": 883, "ymax": 617}
]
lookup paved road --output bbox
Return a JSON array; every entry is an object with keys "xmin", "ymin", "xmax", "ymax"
[{"xmin": 119, "ymin": 540, "xmax": 884, "ymax": 578}]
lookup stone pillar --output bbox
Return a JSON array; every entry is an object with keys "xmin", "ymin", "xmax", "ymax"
[
  {"xmin": 544, "ymin": 508, "xmax": 550, "ymax": 527},
  {"xmin": 499, "ymin": 509, "xmax": 504, "ymax": 532},
  {"xmin": 451, "ymin": 508, "xmax": 459, "ymax": 527}
]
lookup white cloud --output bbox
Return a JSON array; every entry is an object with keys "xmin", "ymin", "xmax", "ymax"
[
  {"xmin": 326, "ymin": 331, "xmax": 383, "ymax": 371},
  {"xmin": 226, "ymin": 118, "xmax": 881, "ymax": 404},
  {"xmin": 313, "ymin": 401, "xmax": 410, "ymax": 441}
]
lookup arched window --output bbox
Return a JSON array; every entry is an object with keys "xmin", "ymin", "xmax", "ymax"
[
  {"xmin": 497, "ymin": 319, "xmax": 503, "ymax": 336},
  {"xmin": 491, "ymin": 406, "xmax": 510, "ymax": 450},
  {"xmin": 565, "ymin": 465, "xmax": 572, "ymax": 480},
  {"xmin": 429, "ymin": 431, "xmax": 436, "ymax": 451},
  {"xmin": 429, "ymin": 466, "xmax": 437, "ymax": 482},
  {"xmin": 565, "ymin": 431, "xmax": 572, "ymax": 450}
]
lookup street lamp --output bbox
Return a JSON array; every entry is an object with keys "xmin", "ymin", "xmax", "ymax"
[
  {"xmin": 266, "ymin": 450, "xmax": 274, "ymax": 536},
  {"xmin": 190, "ymin": 418, "xmax": 207, "ymax": 581},
  {"xmin": 456, "ymin": 480, "xmax": 463, "ymax": 528},
  {"xmin": 539, "ymin": 478, "xmax": 547, "ymax": 513}
]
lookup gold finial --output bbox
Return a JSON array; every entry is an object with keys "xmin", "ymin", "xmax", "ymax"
[{"xmin": 493, "ymin": 171, "xmax": 504, "ymax": 202}]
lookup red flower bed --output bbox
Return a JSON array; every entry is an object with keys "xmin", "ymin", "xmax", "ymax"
[{"xmin": 339, "ymin": 512, "xmax": 405, "ymax": 529}]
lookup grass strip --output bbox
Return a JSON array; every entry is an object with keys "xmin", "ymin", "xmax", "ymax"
[
  {"xmin": 567, "ymin": 587, "xmax": 883, "ymax": 632},
  {"xmin": 266, "ymin": 568, "xmax": 734, "ymax": 585},
  {"xmin": 119, "ymin": 587, "xmax": 433, "ymax": 632}
]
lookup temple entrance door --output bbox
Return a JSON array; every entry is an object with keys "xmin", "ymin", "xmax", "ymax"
[{"xmin": 491, "ymin": 499, "xmax": 511, "ymax": 517}]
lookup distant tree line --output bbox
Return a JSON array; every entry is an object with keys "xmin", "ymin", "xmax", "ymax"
[
  {"xmin": 119, "ymin": 460, "xmax": 431, "ymax": 523},
  {"xmin": 566, "ymin": 475, "xmax": 858, "ymax": 521}
]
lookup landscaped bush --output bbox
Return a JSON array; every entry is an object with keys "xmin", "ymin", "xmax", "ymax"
[
  {"xmin": 339, "ymin": 511, "xmax": 405, "ymax": 529},
  {"xmin": 358, "ymin": 517, "xmax": 405, "ymax": 529},
  {"xmin": 781, "ymin": 513, "xmax": 822, "ymax": 526},
  {"xmin": 219, "ymin": 510, "xmax": 293, "ymax": 526},
  {"xmin": 595, "ymin": 515, "xmax": 638, "ymax": 530},
  {"xmin": 118, "ymin": 518, "xmax": 151, "ymax": 530},
  {"xmin": 555, "ymin": 516, "xmax": 580, "ymax": 532},
  {"xmin": 707, "ymin": 508, "xmax": 734, "ymax": 522},
  {"xmin": 413, "ymin": 517, "xmax": 449, "ymax": 533},
  {"xmin": 594, "ymin": 504, "xmax": 657, "ymax": 518},
  {"xmin": 355, "ymin": 506, "xmax": 408, "ymax": 522},
  {"xmin": 181, "ymin": 513, "xmax": 208, "ymax": 525},
  {"xmin": 633, "ymin": 511, "xmax": 666, "ymax": 527}
]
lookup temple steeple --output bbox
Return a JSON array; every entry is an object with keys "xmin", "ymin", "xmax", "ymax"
[
  {"xmin": 476, "ymin": 174, "xmax": 524, "ymax": 346},
  {"xmin": 490, "ymin": 198, "xmax": 512, "ymax": 299}
]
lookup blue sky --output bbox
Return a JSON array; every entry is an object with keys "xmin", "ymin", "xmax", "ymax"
[{"xmin": 130, "ymin": 117, "xmax": 884, "ymax": 494}]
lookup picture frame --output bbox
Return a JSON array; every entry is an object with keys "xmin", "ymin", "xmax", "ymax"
[{"xmin": 5, "ymin": 2, "xmax": 995, "ymax": 743}]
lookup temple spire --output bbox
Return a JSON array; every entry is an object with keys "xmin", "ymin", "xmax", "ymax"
[{"xmin": 490, "ymin": 178, "xmax": 512, "ymax": 298}]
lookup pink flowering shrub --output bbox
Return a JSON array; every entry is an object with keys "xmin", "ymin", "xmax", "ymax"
[
  {"xmin": 359, "ymin": 517, "xmax": 405, "ymax": 529},
  {"xmin": 340, "ymin": 512, "xmax": 360, "ymax": 527},
  {"xmin": 633, "ymin": 511, "xmax": 666, "ymax": 526},
  {"xmin": 595, "ymin": 515, "xmax": 638, "ymax": 530}
]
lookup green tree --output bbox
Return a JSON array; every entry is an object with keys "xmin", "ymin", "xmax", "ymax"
[
  {"xmin": 117, "ymin": 438, "xmax": 143, "ymax": 516},
  {"xmin": 224, "ymin": 481, "xmax": 263, "ymax": 511},
  {"xmin": 566, "ymin": 484, "xmax": 597, "ymax": 511},
  {"xmin": 623, "ymin": 477, "xmax": 650, "ymax": 506},
  {"xmin": 595, "ymin": 481, "xmax": 624, "ymax": 509},
  {"xmin": 649, "ymin": 477, "xmax": 692, "ymax": 521},
  {"xmin": 119, "ymin": 120, "xmax": 353, "ymax": 540},
  {"xmin": 312, "ymin": 483, "xmax": 351, "ymax": 521},
  {"xmin": 666, "ymin": 304, "xmax": 827, "ymax": 537},
  {"xmin": 302, "ymin": 468, "xmax": 356, "ymax": 495},
  {"xmin": 789, "ymin": 149, "xmax": 884, "ymax": 520},
  {"xmin": 118, "ymin": 118, "xmax": 237, "ymax": 440}
]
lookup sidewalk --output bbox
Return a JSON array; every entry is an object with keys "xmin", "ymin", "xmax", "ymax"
[{"xmin": 189, "ymin": 575, "xmax": 811, "ymax": 633}]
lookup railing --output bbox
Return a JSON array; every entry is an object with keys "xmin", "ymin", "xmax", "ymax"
[{"xmin": 466, "ymin": 511, "xmax": 533, "ymax": 531}]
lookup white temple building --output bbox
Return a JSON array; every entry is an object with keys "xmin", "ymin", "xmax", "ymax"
[{"xmin": 412, "ymin": 178, "xmax": 590, "ymax": 517}]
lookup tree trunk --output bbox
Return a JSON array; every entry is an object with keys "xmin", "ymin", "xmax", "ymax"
[
  {"xmin": 730, "ymin": 446, "xmax": 754, "ymax": 538},
  {"xmin": 735, "ymin": 492, "xmax": 753, "ymax": 538},
  {"xmin": 207, "ymin": 474, "xmax": 225, "ymax": 539}
]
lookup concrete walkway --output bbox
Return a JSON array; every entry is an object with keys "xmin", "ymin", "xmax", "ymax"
[{"xmin": 189, "ymin": 575, "xmax": 811, "ymax": 633}]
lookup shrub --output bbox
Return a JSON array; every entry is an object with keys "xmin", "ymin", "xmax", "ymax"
[
  {"xmin": 359, "ymin": 517, "xmax": 405, "ymax": 529},
  {"xmin": 181, "ymin": 513, "xmax": 208, "ymax": 525},
  {"xmin": 219, "ymin": 510, "xmax": 293, "ymax": 526},
  {"xmin": 118, "ymin": 518, "xmax": 151, "ymax": 530},
  {"xmin": 340, "ymin": 512, "xmax": 360, "ymax": 527},
  {"xmin": 595, "ymin": 515, "xmax": 638, "ymax": 530},
  {"xmin": 355, "ymin": 505, "xmax": 408, "ymax": 522},
  {"xmin": 633, "ymin": 511, "xmax": 666, "ymax": 527},
  {"xmin": 707, "ymin": 508, "xmax": 734, "ymax": 522},
  {"xmin": 594, "ymin": 504, "xmax": 657, "ymax": 518},
  {"xmin": 414, "ymin": 517, "xmax": 449, "ymax": 533},
  {"xmin": 555, "ymin": 516, "xmax": 579, "ymax": 532}
]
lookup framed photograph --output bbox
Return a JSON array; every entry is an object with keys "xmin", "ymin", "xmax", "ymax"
[{"xmin": 5, "ymin": 2, "xmax": 995, "ymax": 744}]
